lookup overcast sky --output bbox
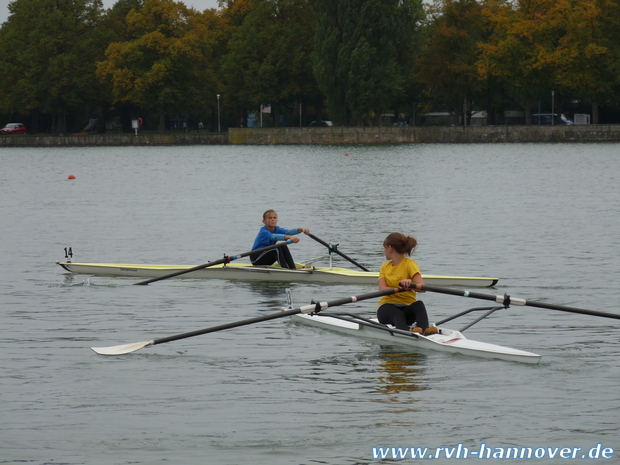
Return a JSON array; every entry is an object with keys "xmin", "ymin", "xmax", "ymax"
[{"xmin": 0, "ymin": 0, "xmax": 220, "ymax": 24}]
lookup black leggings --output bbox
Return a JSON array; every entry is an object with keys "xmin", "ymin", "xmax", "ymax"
[
  {"xmin": 250, "ymin": 246, "xmax": 296, "ymax": 269},
  {"xmin": 377, "ymin": 301, "xmax": 429, "ymax": 331}
]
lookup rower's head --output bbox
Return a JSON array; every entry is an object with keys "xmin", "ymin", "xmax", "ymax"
[
  {"xmin": 383, "ymin": 233, "xmax": 417, "ymax": 256},
  {"xmin": 262, "ymin": 209, "xmax": 279, "ymax": 230}
]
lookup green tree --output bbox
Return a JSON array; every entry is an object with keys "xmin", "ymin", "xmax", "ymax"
[
  {"xmin": 313, "ymin": 0, "xmax": 424, "ymax": 126},
  {"xmin": 312, "ymin": 0, "xmax": 345, "ymax": 124},
  {"xmin": 97, "ymin": 0, "xmax": 219, "ymax": 132},
  {"xmin": 102, "ymin": 0, "xmax": 145, "ymax": 41},
  {"xmin": 414, "ymin": 0, "xmax": 490, "ymax": 125},
  {"xmin": 0, "ymin": 0, "xmax": 108, "ymax": 133},
  {"xmin": 601, "ymin": 1, "xmax": 620, "ymax": 121},
  {"xmin": 220, "ymin": 0, "xmax": 317, "ymax": 127}
]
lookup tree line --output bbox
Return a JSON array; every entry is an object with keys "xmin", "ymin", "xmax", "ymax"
[{"xmin": 1, "ymin": 0, "xmax": 619, "ymax": 134}]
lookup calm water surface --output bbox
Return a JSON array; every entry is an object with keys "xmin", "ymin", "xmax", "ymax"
[{"xmin": 1, "ymin": 143, "xmax": 619, "ymax": 464}]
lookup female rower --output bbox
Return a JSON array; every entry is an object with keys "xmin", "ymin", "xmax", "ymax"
[
  {"xmin": 377, "ymin": 232, "xmax": 437, "ymax": 335},
  {"xmin": 250, "ymin": 209, "xmax": 310, "ymax": 269}
]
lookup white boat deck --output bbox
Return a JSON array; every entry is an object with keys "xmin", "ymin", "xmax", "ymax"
[{"xmin": 291, "ymin": 313, "xmax": 541, "ymax": 364}]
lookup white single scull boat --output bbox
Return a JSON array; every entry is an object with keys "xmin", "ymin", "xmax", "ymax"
[
  {"xmin": 291, "ymin": 312, "xmax": 541, "ymax": 364},
  {"xmin": 56, "ymin": 261, "xmax": 499, "ymax": 287},
  {"xmin": 285, "ymin": 288, "xmax": 540, "ymax": 364},
  {"xmin": 90, "ymin": 286, "xmax": 617, "ymax": 362}
]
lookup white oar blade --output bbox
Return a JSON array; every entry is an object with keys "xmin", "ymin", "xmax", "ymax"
[{"xmin": 91, "ymin": 340, "xmax": 154, "ymax": 355}]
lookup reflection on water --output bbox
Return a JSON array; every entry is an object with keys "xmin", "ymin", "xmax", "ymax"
[
  {"xmin": 238, "ymin": 281, "xmax": 338, "ymax": 311},
  {"xmin": 375, "ymin": 348, "xmax": 428, "ymax": 399},
  {"xmin": 237, "ymin": 280, "xmax": 293, "ymax": 305}
]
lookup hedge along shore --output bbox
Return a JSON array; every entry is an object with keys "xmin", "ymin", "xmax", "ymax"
[{"xmin": 2, "ymin": 125, "xmax": 620, "ymax": 147}]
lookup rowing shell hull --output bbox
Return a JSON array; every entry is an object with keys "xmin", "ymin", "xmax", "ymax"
[
  {"xmin": 56, "ymin": 261, "xmax": 499, "ymax": 287},
  {"xmin": 292, "ymin": 313, "xmax": 541, "ymax": 364}
]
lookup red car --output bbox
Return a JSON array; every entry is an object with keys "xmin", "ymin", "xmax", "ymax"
[{"xmin": 0, "ymin": 123, "xmax": 27, "ymax": 135}]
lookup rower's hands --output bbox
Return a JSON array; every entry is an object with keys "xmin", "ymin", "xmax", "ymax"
[
  {"xmin": 398, "ymin": 280, "xmax": 423, "ymax": 292},
  {"xmin": 298, "ymin": 228, "xmax": 310, "ymax": 235},
  {"xmin": 285, "ymin": 235, "xmax": 300, "ymax": 243}
]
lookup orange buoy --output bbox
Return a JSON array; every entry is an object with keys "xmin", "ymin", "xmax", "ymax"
[
  {"xmin": 344, "ymin": 153, "xmax": 350, "ymax": 156},
  {"xmin": 68, "ymin": 175, "xmax": 76, "ymax": 180}
]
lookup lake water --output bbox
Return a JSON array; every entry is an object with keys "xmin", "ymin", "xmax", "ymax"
[{"xmin": 1, "ymin": 143, "xmax": 619, "ymax": 464}]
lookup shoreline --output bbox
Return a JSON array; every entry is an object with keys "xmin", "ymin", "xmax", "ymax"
[{"xmin": 2, "ymin": 125, "xmax": 620, "ymax": 147}]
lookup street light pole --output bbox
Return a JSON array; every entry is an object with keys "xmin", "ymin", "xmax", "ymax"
[
  {"xmin": 217, "ymin": 94, "xmax": 221, "ymax": 133},
  {"xmin": 551, "ymin": 91, "xmax": 555, "ymax": 125}
]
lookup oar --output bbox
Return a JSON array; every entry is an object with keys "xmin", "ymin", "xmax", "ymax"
[
  {"xmin": 91, "ymin": 288, "xmax": 404, "ymax": 355},
  {"xmin": 413, "ymin": 284, "xmax": 620, "ymax": 321},
  {"xmin": 307, "ymin": 233, "xmax": 369, "ymax": 272},
  {"xmin": 134, "ymin": 241, "xmax": 293, "ymax": 285}
]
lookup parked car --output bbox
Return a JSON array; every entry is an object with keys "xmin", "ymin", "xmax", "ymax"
[
  {"xmin": 309, "ymin": 120, "xmax": 333, "ymax": 127},
  {"xmin": 0, "ymin": 123, "xmax": 27, "ymax": 135},
  {"xmin": 531, "ymin": 114, "xmax": 574, "ymax": 125}
]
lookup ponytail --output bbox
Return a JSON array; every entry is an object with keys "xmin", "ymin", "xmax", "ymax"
[{"xmin": 383, "ymin": 232, "xmax": 417, "ymax": 256}]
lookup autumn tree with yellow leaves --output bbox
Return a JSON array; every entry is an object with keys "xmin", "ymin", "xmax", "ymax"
[
  {"xmin": 97, "ymin": 0, "xmax": 220, "ymax": 132},
  {"xmin": 478, "ymin": 0, "xmax": 618, "ymax": 123}
]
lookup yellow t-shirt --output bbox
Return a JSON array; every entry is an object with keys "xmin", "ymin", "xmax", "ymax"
[{"xmin": 378, "ymin": 256, "xmax": 421, "ymax": 306}]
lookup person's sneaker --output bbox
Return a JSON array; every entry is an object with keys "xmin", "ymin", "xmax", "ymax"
[
  {"xmin": 411, "ymin": 327, "xmax": 423, "ymax": 334},
  {"xmin": 424, "ymin": 326, "xmax": 438, "ymax": 335}
]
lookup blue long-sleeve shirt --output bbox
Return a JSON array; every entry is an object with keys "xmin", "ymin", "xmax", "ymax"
[{"xmin": 252, "ymin": 226, "xmax": 300, "ymax": 251}]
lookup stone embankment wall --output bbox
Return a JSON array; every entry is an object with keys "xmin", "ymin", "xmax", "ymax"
[
  {"xmin": 2, "ymin": 125, "xmax": 620, "ymax": 147},
  {"xmin": 229, "ymin": 125, "xmax": 620, "ymax": 144},
  {"xmin": 0, "ymin": 133, "xmax": 227, "ymax": 147}
]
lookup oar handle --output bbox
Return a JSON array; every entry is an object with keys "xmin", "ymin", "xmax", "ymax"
[
  {"xmin": 415, "ymin": 284, "xmax": 620, "ymax": 321},
  {"xmin": 153, "ymin": 287, "xmax": 404, "ymax": 346},
  {"xmin": 134, "ymin": 240, "xmax": 293, "ymax": 285},
  {"xmin": 307, "ymin": 233, "xmax": 370, "ymax": 272}
]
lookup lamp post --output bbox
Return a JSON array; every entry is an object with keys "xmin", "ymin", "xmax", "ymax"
[
  {"xmin": 217, "ymin": 94, "xmax": 221, "ymax": 133},
  {"xmin": 551, "ymin": 91, "xmax": 555, "ymax": 125}
]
